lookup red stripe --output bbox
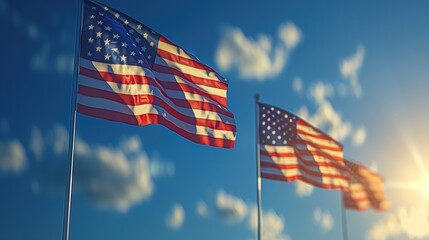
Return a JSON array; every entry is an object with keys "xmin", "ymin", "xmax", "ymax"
[
  {"xmin": 261, "ymin": 161, "xmax": 349, "ymax": 180},
  {"xmin": 295, "ymin": 138, "xmax": 342, "ymax": 152},
  {"xmin": 261, "ymin": 173, "xmax": 348, "ymax": 191},
  {"xmin": 80, "ymin": 67, "xmax": 227, "ymax": 107},
  {"xmin": 158, "ymin": 37, "xmax": 220, "ymax": 74},
  {"xmin": 295, "ymin": 148, "xmax": 344, "ymax": 162},
  {"xmin": 153, "ymin": 63, "xmax": 228, "ymax": 93},
  {"xmin": 77, "ymin": 104, "xmax": 235, "ymax": 148},
  {"xmin": 78, "ymin": 85, "xmax": 236, "ymax": 132},
  {"xmin": 260, "ymin": 150, "xmax": 296, "ymax": 158},
  {"xmin": 157, "ymin": 48, "xmax": 213, "ymax": 72},
  {"xmin": 297, "ymin": 119, "xmax": 343, "ymax": 147}
]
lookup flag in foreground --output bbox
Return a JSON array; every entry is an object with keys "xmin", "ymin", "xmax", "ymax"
[
  {"xmin": 77, "ymin": 0, "xmax": 236, "ymax": 148},
  {"xmin": 258, "ymin": 103, "xmax": 349, "ymax": 190},
  {"xmin": 343, "ymin": 159, "xmax": 389, "ymax": 211}
]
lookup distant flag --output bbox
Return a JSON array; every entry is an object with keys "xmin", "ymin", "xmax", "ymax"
[
  {"xmin": 77, "ymin": 0, "xmax": 236, "ymax": 148},
  {"xmin": 343, "ymin": 159, "xmax": 389, "ymax": 211},
  {"xmin": 258, "ymin": 102, "xmax": 349, "ymax": 190}
]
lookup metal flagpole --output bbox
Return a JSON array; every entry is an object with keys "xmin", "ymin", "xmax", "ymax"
[
  {"xmin": 62, "ymin": 0, "xmax": 83, "ymax": 239},
  {"xmin": 341, "ymin": 193, "xmax": 349, "ymax": 240},
  {"xmin": 255, "ymin": 94, "xmax": 262, "ymax": 240}
]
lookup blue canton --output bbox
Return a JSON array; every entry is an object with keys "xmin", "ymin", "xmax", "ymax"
[
  {"xmin": 81, "ymin": 0, "xmax": 160, "ymax": 68},
  {"xmin": 259, "ymin": 103, "xmax": 297, "ymax": 146}
]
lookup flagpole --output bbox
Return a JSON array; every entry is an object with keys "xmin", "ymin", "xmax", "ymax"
[
  {"xmin": 62, "ymin": 0, "xmax": 83, "ymax": 239},
  {"xmin": 254, "ymin": 94, "xmax": 262, "ymax": 240},
  {"xmin": 341, "ymin": 193, "xmax": 349, "ymax": 240}
]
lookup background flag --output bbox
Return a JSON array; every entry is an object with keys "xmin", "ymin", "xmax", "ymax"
[
  {"xmin": 258, "ymin": 102, "xmax": 349, "ymax": 190},
  {"xmin": 343, "ymin": 159, "xmax": 389, "ymax": 211},
  {"xmin": 77, "ymin": 0, "xmax": 236, "ymax": 148}
]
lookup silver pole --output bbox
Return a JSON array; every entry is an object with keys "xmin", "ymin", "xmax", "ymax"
[
  {"xmin": 255, "ymin": 94, "xmax": 262, "ymax": 240},
  {"xmin": 62, "ymin": 0, "xmax": 83, "ymax": 239},
  {"xmin": 341, "ymin": 193, "xmax": 349, "ymax": 240}
]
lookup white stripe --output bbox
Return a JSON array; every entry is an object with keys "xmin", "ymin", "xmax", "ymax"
[
  {"xmin": 261, "ymin": 156, "xmax": 348, "ymax": 175},
  {"xmin": 295, "ymin": 143, "xmax": 343, "ymax": 158},
  {"xmin": 297, "ymin": 123, "xmax": 341, "ymax": 147},
  {"xmin": 260, "ymin": 145, "xmax": 295, "ymax": 154},
  {"xmin": 77, "ymin": 94, "xmax": 235, "ymax": 139},
  {"xmin": 155, "ymin": 56, "xmax": 221, "ymax": 82},
  {"xmin": 78, "ymin": 75, "xmax": 235, "ymax": 124},
  {"xmin": 158, "ymin": 39, "xmax": 195, "ymax": 61},
  {"xmin": 261, "ymin": 167, "xmax": 349, "ymax": 187}
]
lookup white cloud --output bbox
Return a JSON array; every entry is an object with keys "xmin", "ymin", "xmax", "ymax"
[
  {"xmin": 295, "ymin": 181, "xmax": 314, "ymax": 197},
  {"xmin": 368, "ymin": 204, "xmax": 429, "ymax": 240},
  {"xmin": 215, "ymin": 22, "xmax": 301, "ymax": 81},
  {"xmin": 292, "ymin": 77, "xmax": 303, "ymax": 93},
  {"xmin": 249, "ymin": 208, "xmax": 291, "ymax": 240},
  {"xmin": 352, "ymin": 126, "xmax": 366, "ymax": 147},
  {"xmin": 0, "ymin": 139, "xmax": 27, "ymax": 174},
  {"xmin": 216, "ymin": 189, "xmax": 248, "ymax": 222},
  {"xmin": 31, "ymin": 125, "xmax": 173, "ymax": 212},
  {"xmin": 0, "ymin": 119, "xmax": 9, "ymax": 134},
  {"xmin": 166, "ymin": 204, "xmax": 185, "ymax": 230},
  {"xmin": 30, "ymin": 127, "xmax": 44, "ymax": 159},
  {"xmin": 150, "ymin": 159, "xmax": 175, "ymax": 178},
  {"xmin": 313, "ymin": 207, "xmax": 334, "ymax": 232},
  {"xmin": 278, "ymin": 22, "xmax": 302, "ymax": 50},
  {"xmin": 308, "ymin": 82, "xmax": 334, "ymax": 104},
  {"xmin": 196, "ymin": 200, "xmax": 209, "ymax": 218},
  {"xmin": 340, "ymin": 45, "xmax": 365, "ymax": 98}
]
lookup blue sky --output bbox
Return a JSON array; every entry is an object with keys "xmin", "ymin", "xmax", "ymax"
[{"xmin": 0, "ymin": 0, "xmax": 429, "ymax": 239}]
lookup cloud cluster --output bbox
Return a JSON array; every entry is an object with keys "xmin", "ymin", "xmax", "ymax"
[
  {"xmin": 0, "ymin": 139, "xmax": 27, "ymax": 174},
  {"xmin": 165, "ymin": 204, "xmax": 185, "ymax": 230},
  {"xmin": 215, "ymin": 22, "xmax": 301, "ymax": 81},
  {"xmin": 216, "ymin": 189, "xmax": 248, "ymax": 222},
  {"xmin": 340, "ymin": 45, "xmax": 365, "ymax": 98},
  {"xmin": 29, "ymin": 125, "xmax": 173, "ymax": 212},
  {"xmin": 198, "ymin": 189, "xmax": 291, "ymax": 239},
  {"xmin": 368, "ymin": 204, "xmax": 429, "ymax": 240},
  {"xmin": 313, "ymin": 207, "xmax": 334, "ymax": 232},
  {"xmin": 294, "ymin": 181, "xmax": 314, "ymax": 197},
  {"xmin": 292, "ymin": 77, "xmax": 303, "ymax": 94}
]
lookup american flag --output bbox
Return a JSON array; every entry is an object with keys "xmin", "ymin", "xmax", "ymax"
[
  {"xmin": 343, "ymin": 160, "xmax": 389, "ymax": 211},
  {"xmin": 77, "ymin": 0, "xmax": 236, "ymax": 148},
  {"xmin": 258, "ymin": 103, "xmax": 349, "ymax": 190}
]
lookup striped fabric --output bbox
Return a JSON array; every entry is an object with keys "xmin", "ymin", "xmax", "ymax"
[
  {"xmin": 258, "ymin": 103, "xmax": 349, "ymax": 190},
  {"xmin": 77, "ymin": 0, "xmax": 236, "ymax": 148},
  {"xmin": 343, "ymin": 160, "xmax": 389, "ymax": 211}
]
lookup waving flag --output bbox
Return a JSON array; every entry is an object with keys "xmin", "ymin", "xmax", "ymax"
[
  {"xmin": 77, "ymin": 0, "xmax": 236, "ymax": 148},
  {"xmin": 343, "ymin": 160, "xmax": 389, "ymax": 211},
  {"xmin": 258, "ymin": 103, "xmax": 349, "ymax": 190}
]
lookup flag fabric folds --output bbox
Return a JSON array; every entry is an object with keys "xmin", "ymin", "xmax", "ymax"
[
  {"xmin": 343, "ymin": 159, "xmax": 389, "ymax": 211},
  {"xmin": 258, "ymin": 102, "xmax": 349, "ymax": 190},
  {"xmin": 77, "ymin": 0, "xmax": 236, "ymax": 148}
]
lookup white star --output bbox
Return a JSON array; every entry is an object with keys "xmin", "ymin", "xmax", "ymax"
[
  {"xmin": 87, "ymin": 52, "xmax": 92, "ymax": 57},
  {"xmin": 96, "ymin": 32, "xmax": 102, "ymax": 38},
  {"xmin": 88, "ymin": 25, "xmax": 94, "ymax": 30},
  {"xmin": 95, "ymin": 46, "xmax": 102, "ymax": 52},
  {"xmin": 103, "ymin": 6, "xmax": 109, "ymax": 11},
  {"xmin": 91, "ymin": 6, "xmax": 96, "ymax": 10},
  {"xmin": 104, "ymin": 53, "xmax": 111, "ymax": 60},
  {"xmin": 150, "ymin": 41, "xmax": 154, "ymax": 47},
  {"xmin": 129, "ymin": 29, "xmax": 134, "ymax": 34},
  {"xmin": 137, "ymin": 24, "xmax": 142, "ymax": 30},
  {"xmin": 90, "ymin": 15, "xmax": 95, "ymax": 19},
  {"xmin": 105, "ymin": 26, "xmax": 112, "ymax": 31},
  {"xmin": 124, "ymin": 19, "xmax": 129, "ymax": 25},
  {"xmin": 111, "ymin": 48, "xmax": 118, "ymax": 53},
  {"xmin": 121, "ymin": 42, "xmax": 128, "ymax": 48},
  {"xmin": 113, "ymin": 34, "xmax": 120, "ymax": 39},
  {"xmin": 98, "ymin": 12, "xmax": 104, "ymax": 16},
  {"xmin": 135, "ymin": 37, "xmax": 140, "ymax": 43},
  {"xmin": 141, "ymin": 46, "xmax": 147, "ymax": 52},
  {"xmin": 143, "ymin": 32, "xmax": 148, "ymax": 39},
  {"xmin": 114, "ymin": 13, "xmax": 120, "ymax": 18},
  {"xmin": 88, "ymin": 37, "xmax": 94, "ymax": 43},
  {"xmin": 97, "ymin": 20, "xmax": 103, "ymax": 25},
  {"xmin": 138, "ymin": 59, "xmax": 143, "ymax": 64},
  {"xmin": 104, "ymin": 38, "xmax": 111, "ymax": 45},
  {"xmin": 147, "ymin": 55, "xmax": 151, "ymax": 59},
  {"xmin": 130, "ymin": 51, "xmax": 136, "ymax": 56},
  {"xmin": 120, "ymin": 54, "xmax": 127, "ymax": 62}
]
